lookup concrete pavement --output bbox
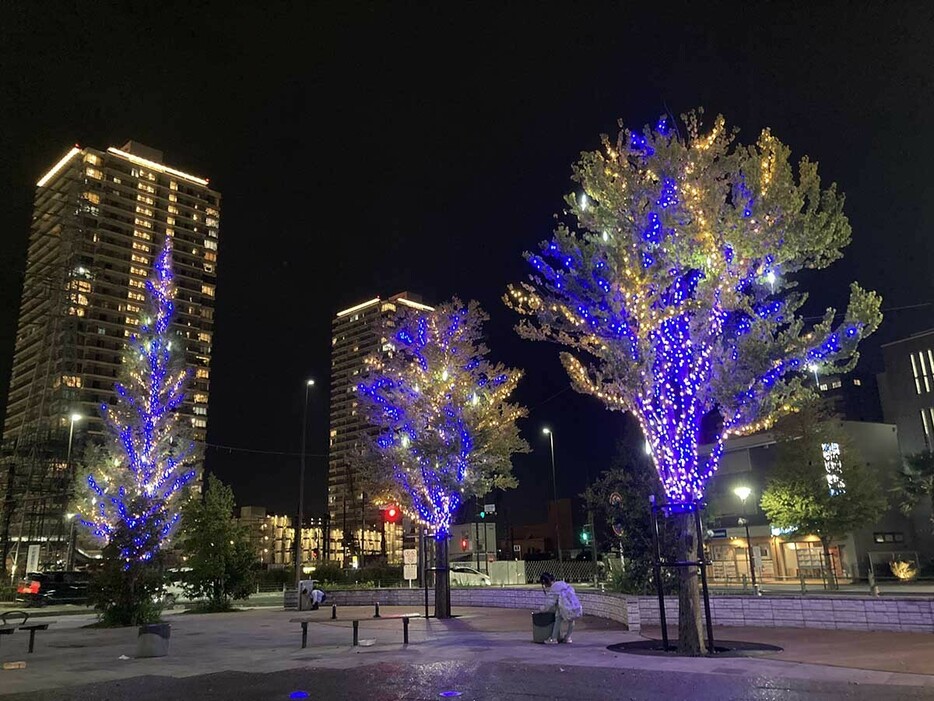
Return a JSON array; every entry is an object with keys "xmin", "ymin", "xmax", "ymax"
[{"xmin": 3, "ymin": 606, "xmax": 934, "ymax": 698}]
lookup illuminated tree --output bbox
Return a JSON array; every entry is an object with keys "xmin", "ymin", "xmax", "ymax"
[
  {"xmin": 80, "ymin": 240, "xmax": 197, "ymax": 623},
  {"xmin": 357, "ymin": 299, "xmax": 528, "ymax": 617},
  {"xmin": 507, "ymin": 111, "xmax": 882, "ymax": 653}
]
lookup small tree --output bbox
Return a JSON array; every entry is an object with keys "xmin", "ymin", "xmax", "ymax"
[
  {"xmin": 760, "ymin": 402, "xmax": 887, "ymax": 588},
  {"xmin": 580, "ymin": 421, "xmax": 675, "ymax": 594},
  {"xmin": 178, "ymin": 474, "xmax": 255, "ymax": 611},
  {"xmin": 357, "ymin": 299, "xmax": 528, "ymax": 618},
  {"xmin": 507, "ymin": 111, "xmax": 881, "ymax": 652},
  {"xmin": 895, "ymin": 450, "xmax": 934, "ymax": 528},
  {"xmin": 80, "ymin": 240, "xmax": 197, "ymax": 625}
]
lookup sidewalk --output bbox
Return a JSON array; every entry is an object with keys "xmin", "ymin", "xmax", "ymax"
[{"xmin": 3, "ymin": 606, "xmax": 934, "ymax": 698}]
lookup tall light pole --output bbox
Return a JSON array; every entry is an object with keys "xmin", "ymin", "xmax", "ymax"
[
  {"xmin": 296, "ymin": 379, "xmax": 315, "ymax": 593},
  {"xmin": 542, "ymin": 427, "xmax": 563, "ymax": 573},
  {"xmin": 65, "ymin": 413, "xmax": 81, "ymax": 569},
  {"xmin": 733, "ymin": 485, "xmax": 760, "ymax": 595}
]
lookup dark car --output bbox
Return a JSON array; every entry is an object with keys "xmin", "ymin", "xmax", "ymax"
[{"xmin": 16, "ymin": 571, "xmax": 91, "ymax": 606}]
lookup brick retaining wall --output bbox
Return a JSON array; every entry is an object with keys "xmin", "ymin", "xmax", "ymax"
[{"xmin": 633, "ymin": 595, "xmax": 934, "ymax": 633}]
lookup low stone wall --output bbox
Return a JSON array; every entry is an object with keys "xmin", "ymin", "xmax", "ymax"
[
  {"xmin": 292, "ymin": 587, "xmax": 632, "ymax": 627},
  {"xmin": 633, "ymin": 595, "xmax": 934, "ymax": 633},
  {"xmin": 287, "ymin": 588, "xmax": 934, "ymax": 634}
]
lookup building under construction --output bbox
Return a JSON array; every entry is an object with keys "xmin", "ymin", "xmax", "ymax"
[{"xmin": 0, "ymin": 142, "xmax": 220, "ymax": 581}]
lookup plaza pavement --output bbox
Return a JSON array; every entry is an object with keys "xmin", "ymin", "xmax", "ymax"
[{"xmin": 3, "ymin": 606, "xmax": 934, "ymax": 699}]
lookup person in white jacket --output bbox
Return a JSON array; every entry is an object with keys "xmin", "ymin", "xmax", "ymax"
[{"xmin": 538, "ymin": 572, "xmax": 580, "ymax": 644}]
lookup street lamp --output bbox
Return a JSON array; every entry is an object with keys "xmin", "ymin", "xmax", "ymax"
[
  {"xmin": 296, "ymin": 378, "xmax": 315, "ymax": 593},
  {"xmin": 65, "ymin": 414, "xmax": 82, "ymax": 569},
  {"xmin": 542, "ymin": 427, "xmax": 563, "ymax": 573},
  {"xmin": 807, "ymin": 363, "xmax": 820, "ymax": 386},
  {"xmin": 733, "ymin": 485, "xmax": 760, "ymax": 595}
]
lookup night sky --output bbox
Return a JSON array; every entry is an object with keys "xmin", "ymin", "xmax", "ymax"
[{"xmin": 2, "ymin": 2, "xmax": 933, "ymax": 524}]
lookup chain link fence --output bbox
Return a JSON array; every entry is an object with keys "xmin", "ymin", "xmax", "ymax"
[{"xmin": 522, "ymin": 559, "xmax": 600, "ymax": 584}]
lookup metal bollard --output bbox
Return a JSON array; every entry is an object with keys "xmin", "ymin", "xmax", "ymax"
[
  {"xmin": 352, "ymin": 620, "xmax": 359, "ymax": 646},
  {"xmin": 868, "ymin": 570, "xmax": 881, "ymax": 597},
  {"xmin": 331, "ymin": 604, "xmax": 337, "ymax": 619},
  {"xmin": 374, "ymin": 602, "xmax": 381, "ymax": 618},
  {"xmin": 403, "ymin": 616, "xmax": 409, "ymax": 645}
]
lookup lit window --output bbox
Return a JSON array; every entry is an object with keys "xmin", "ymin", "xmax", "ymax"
[
  {"xmin": 853, "ymin": 378, "xmax": 862, "ymax": 386},
  {"xmin": 831, "ymin": 380, "xmax": 841, "ymax": 389},
  {"xmin": 193, "ymin": 393, "xmax": 208, "ymax": 403},
  {"xmin": 86, "ymin": 167, "xmax": 102, "ymax": 179},
  {"xmin": 198, "ymin": 332, "xmax": 211, "ymax": 343},
  {"xmin": 193, "ymin": 406, "xmax": 208, "ymax": 416},
  {"xmin": 131, "ymin": 253, "xmax": 149, "ymax": 265},
  {"xmin": 135, "ymin": 206, "xmax": 154, "ymax": 216},
  {"xmin": 134, "ymin": 229, "xmax": 152, "ymax": 241},
  {"xmin": 126, "ymin": 303, "xmax": 140, "ymax": 313},
  {"xmin": 113, "ymin": 176, "xmax": 122, "ymax": 184},
  {"xmin": 168, "ymin": 205, "xmax": 179, "ymax": 214},
  {"xmin": 83, "ymin": 191, "xmax": 101, "ymax": 204},
  {"xmin": 167, "ymin": 216, "xmax": 175, "ymax": 225},
  {"xmin": 61, "ymin": 375, "xmax": 82, "ymax": 388},
  {"xmin": 130, "ymin": 266, "xmax": 147, "ymax": 277},
  {"xmin": 127, "ymin": 290, "xmax": 144, "ymax": 301},
  {"xmin": 204, "ymin": 250, "xmax": 217, "ymax": 262},
  {"xmin": 201, "ymin": 284, "xmax": 215, "ymax": 297},
  {"xmin": 169, "ymin": 193, "xmax": 178, "ymax": 202},
  {"xmin": 196, "ymin": 368, "xmax": 210, "ymax": 379},
  {"xmin": 819, "ymin": 383, "xmax": 828, "ymax": 391},
  {"xmin": 204, "ymin": 263, "xmax": 215, "ymax": 274},
  {"xmin": 137, "ymin": 195, "xmax": 155, "ymax": 206},
  {"xmin": 921, "ymin": 352, "xmax": 932, "ymax": 393},
  {"xmin": 170, "ymin": 181, "xmax": 178, "ymax": 191},
  {"xmin": 84, "ymin": 153, "xmax": 101, "ymax": 166},
  {"xmin": 205, "ymin": 239, "xmax": 217, "ymax": 251},
  {"xmin": 129, "ymin": 279, "xmax": 145, "ymax": 289},
  {"xmin": 205, "ymin": 216, "xmax": 218, "ymax": 227},
  {"xmin": 134, "ymin": 217, "xmax": 152, "ymax": 229},
  {"xmin": 191, "ymin": 417, "xmax": 207, "ymax": 428},
  {"xmin": 126, "ymin": 316, "xmax": 140, "ymax": 326},
  {"xmin": 206, "ymin": 207, "xmax": 218, "ymax": 216},
  {"xmin": 132, "ymin": 241, "xmax": 150, "ymax": 252},
  {"xmin": 138, "ymin": 182, "xmax": 155, "ymax": 194}
]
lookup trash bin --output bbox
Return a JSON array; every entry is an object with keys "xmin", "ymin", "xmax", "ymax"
[
  {"xmin": 532, "ymin": 611, "xmax": 555, "ymax": 643},
  {"xmin": 136, "ymin": 623, "xmax": 171, "ymax": 658}
]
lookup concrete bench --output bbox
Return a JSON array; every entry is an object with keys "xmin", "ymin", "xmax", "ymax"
[
  {"xmin": 290, "ymin": 613, "xmax": 418, "ymax": 648},
  {"xmin": 0, "ymin": 611, "xmax": 54, "ymax": 653}
]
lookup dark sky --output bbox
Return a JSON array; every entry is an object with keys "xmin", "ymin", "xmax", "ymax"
[{"xmin": 2, "ymin": 2, "xmax": 933, "ymax": 523}]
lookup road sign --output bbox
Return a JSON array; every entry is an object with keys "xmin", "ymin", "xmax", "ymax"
[
  {"xmin": 710, "ymin": 528, "xmax": 728, "ymax": 539},
  {"xmin": 403, "ymin": 564, "xmax": 418, "ymax": 580},
  {"xmin": 484, "ymin": 503, "xmax": 496, "ymax": 514},
  {"xmin": 513, "ymin": 544, "xmax": 521, "ymax": 553},
  {"xmin": 403, "ymin": 548, "xmax": 418, "ymax": 565}
]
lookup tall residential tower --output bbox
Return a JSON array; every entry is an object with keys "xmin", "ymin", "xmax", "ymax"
[
  {"xmin": 328, "ymin": 292, "xmax": 431, "ymax": 563},
  {"xmin": 1, "ymin": 141, "xmax": 220, "ymax": 576}
]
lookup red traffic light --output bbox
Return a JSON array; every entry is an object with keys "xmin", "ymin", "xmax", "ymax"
[{"xmin": 383, "ymin": 505, "xmax": 400, "ymax": 523}]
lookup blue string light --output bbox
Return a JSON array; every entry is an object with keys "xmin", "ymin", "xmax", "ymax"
[{"xmin": 81, "ymin": 240, "xmax": 196, "ymax": 567}]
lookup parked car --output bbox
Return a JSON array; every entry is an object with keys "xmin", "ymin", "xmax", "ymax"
[
  {"xmin": 156, "ymin": 567, "xmax": 192, "ymax": 608},
  {"xmin": 449, "ymin": 563, "xmax": 491, "ymax": 586},
  {"xmin": 16, "ymin": 571, "xmax": 90, "ymax": 606}
]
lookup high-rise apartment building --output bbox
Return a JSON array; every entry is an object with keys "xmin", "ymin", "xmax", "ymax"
[
  {"xmin": 1, "ymin": 141, "xmax": 220, "ymax": 575},
  {"xmin": 328, "ymin": 292, "xmax": 431, "ymax": 563}
]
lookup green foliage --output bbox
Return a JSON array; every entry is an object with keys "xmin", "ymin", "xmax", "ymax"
[
  {"xmin": 88, "ymin": 520, "xmax": 165, "ymax": 627},
  {"xmin": 580, "ymin": 421, "xmax": 677, "ymax": 594},
  {"xmin": 177, "ymin": 474, "xmax": 256, "ymax": 612},
  {"xmin": 760, "ymin": 402, "xmax": 887, "ymax": 544},
  {"xmin": 895, "ymin": 450, "xmax": 934, "ymax": 527},
  {"xmin": 309, "ymin": 563, "xmax": 345, "ymax": 586}
]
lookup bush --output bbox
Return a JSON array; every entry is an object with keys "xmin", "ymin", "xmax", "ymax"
[
  {"xmin": 89, "ymin": 542, "xmax": 165, "ymax": 627},
  {"xmin": 255, "ymin": 568, "xmax": 292, "ymax": 588},
  {"xmin": 309, "ymin": 564, "xmax": 345, "ymax": 586}
]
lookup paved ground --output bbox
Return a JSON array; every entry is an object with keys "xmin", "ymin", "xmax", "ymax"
[{"xmin": 4, "ymin": 606, "xmax": 934, "ymax": 699}]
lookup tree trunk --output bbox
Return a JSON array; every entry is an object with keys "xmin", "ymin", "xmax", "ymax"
[
  {"xmin": 434, "ymin": 536, "xmax": 451, "ymax": 618},
  {"xmin": 821, "ymin": 537, "xmax": 838, "ymax": 590},
  {"xmin": 675, "ymin": 510, "xmax": 706, "ymax": 655}
]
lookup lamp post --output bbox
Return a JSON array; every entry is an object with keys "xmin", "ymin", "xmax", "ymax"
[
  {"xmin": 296, "ymin": 379, "xmax": 315, "ymax": 593},
  {"xmin": 733, "ymin": 485, "xmax": 760, "ymax": 595},
  {"xmin": 807, "ymin": 363, "xmax": 820, "ymax": 386},
  {"xmin": 65, "ymin": 413, "xmax": 81, "ymax": 569},
  {"xmin": 542, "ymin": 427, "xmax": 563, "ymax": 574}
]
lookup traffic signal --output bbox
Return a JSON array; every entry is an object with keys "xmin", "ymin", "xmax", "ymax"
[
  {"xmin": 479, "ymin": 510, "xmax": 486, "ymax": 519},
  {"xmin": 581, "ymin": 527, "xmax": 590, "ymax": 544},
  {"xmin": 461, "ymin": 537, "xmax": 469, "ymax": 551},
  {"xmin": 383, "ymin": 505, "xmax": 400, "ymax": 523}
]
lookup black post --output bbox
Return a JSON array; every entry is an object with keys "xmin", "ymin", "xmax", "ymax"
[
  {"xmin": 374, "ymin": 601, "xmax": 381, "ymax": 618},
  {"xmin": 742, "ymin": 519, "xmax": 759, "ymax": 594},
  {"xmin": 403, "ymin": 616, "xmax": 409, "ymax": 645},
  {"xmin": 301, "ymin": 622, "xmax": 308, "ymax": 649},
  {"xmin": 694, "ymin": 506, "xmax": 715, "ymax": 653},
  {"xmin": 331, "ymin": 604, "xmax": 337, "ymax": 619},
  {"xmin": 352, "ymin": 620, "xmax": 359, "ymax": 647},
  {"xmin": 421, "ymin": 528, "xmax": 429, "ymax": 619},
  {"xmin": 650, "ymin": 499, "xmax": 669, "ymax": 652}
]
